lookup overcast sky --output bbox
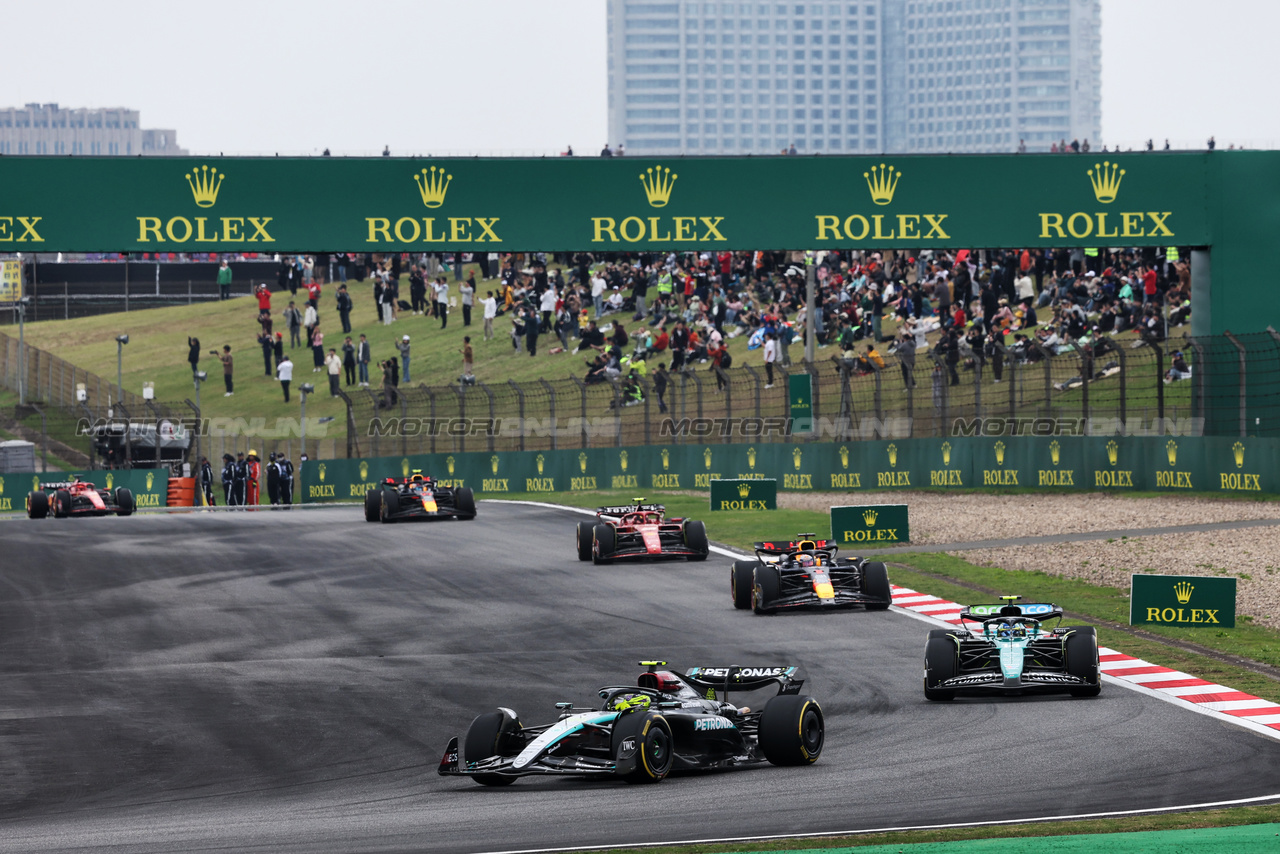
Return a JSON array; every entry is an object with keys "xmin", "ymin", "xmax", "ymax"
[{"xmin": 4, "ymin": 0, "xmax": 1275, "ymax": 155}]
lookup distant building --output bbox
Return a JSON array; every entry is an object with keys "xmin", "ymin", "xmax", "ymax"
[
  {"xmin": 0, "ymin": 103, "xmax": 186, "ymax": 156},
  {"xmin": 606, "ymin": 0, "xmax": 1101, "ymax": 155}
]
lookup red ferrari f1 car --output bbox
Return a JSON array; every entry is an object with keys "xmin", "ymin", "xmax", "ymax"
[
  {"xmin": 576, "ymin": 501, "xmax": 709, "ymax": 564},
  {"xmin": 27, "ymin": 478, "xmax": 135, "ymax": 518}
]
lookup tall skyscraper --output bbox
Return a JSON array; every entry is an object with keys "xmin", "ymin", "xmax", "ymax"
[
  {"xmin": 0, "ymin": 104, "xmax": 186, "ymax": 156},
  {"xmin": 607, "ymin": 1, "xmax": 1100, "ymax": 156}
]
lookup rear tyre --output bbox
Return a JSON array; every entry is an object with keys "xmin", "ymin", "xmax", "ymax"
[
  {"xmin": 862, "ymin": 560, "xmax": 891, "ymax": 609},
  {"xmin": 454, "ymin": 487, "xmax": 476, "ymax": 518},
  {"xmin": 759, "ymin": 694, "xmax": 824, "ymax": 766},
  {"xmin": 752, "ymin": 564, "xmax": 781, "ymax": 614},
  {"xmin": 364, "ymin": 488, "xmax": 382, "ymax": 523},
  {"xmin": 612, "ymin": 711, "xmax": 673, "ymax": 783},
  {"xmin": 1064, "ymin": 626, "xmax": 1102, "ymax": 697},
  {"xmin": 463, "ymin": 710, "xmax": 525, "ymax": 787},
  {"xmin": 924, "ymin": 632, "xmax": 958, "ymax": 701},
  {"xmin": 26, "ymin": 491, "xmax": 48, "ymax": 519},
  {"xmin": 592, "ymin": 523, "xmax": 615, "ymax": 565},
  {"xmin": 576, "ymin": 521, "xmax": 594, "ymax": 561},
  {"xmin": 731, "ymin": 560, "xmax": 758, "ymax": 609},
  {"xmin": 379, "ymin": 489, "xmax": 400, "ymax": 523},
  {"xmin": 114, "ymin": 488, "xmax": 135, "ymax": 517},
  {"xmin": 683, "ymin": 519, "xmax": 709, "ymax": 561},
  {"xmin": 53, "ymin": 489, "xmax": 72, "ymax": 518}
]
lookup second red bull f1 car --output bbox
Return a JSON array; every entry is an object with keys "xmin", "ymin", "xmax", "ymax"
[
  {"xmin": 363, "ymin": 471, "xmax": 476, "ymax": 523},
  {"xmin": 730, "ymin": 534, "xmax": 891, "ymax": 614},
  {"xmin": 439, "ymin": 661, "xmax": 823, "ymax": 786},
  {"xmin": 575, "ymin": 501, "xmax": 709, "ymax": 564}
]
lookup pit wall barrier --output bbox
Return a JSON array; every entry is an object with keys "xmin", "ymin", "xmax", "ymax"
[
  {"xmin": 297, "ymin": 436, "xmax": 1276, "ymax": 504},
  {"xmin": 0, "ymin": 469, "xmax": 170, "ymax": 513}
]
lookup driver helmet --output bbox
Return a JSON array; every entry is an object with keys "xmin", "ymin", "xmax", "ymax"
[
  {"xmin": 996, "ymin": 621, "xmax": 1013, "ymax": 638},
  {"xmin": 796, "ymin": 553, "xmax": 816, "ymax": 567},
  {"xmin": 608, "ymin": 693, "xmax": 652, "ymax": 713},
  {"xmin": 1011, "ymin": 622, "xmax": 1028, "ymax": 638},
  {"xmin": 646, "ymin": 512, "xmax": 661, "ymax": 524}
]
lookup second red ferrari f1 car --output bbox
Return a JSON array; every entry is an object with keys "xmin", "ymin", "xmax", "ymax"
[
  {"xmin": 730, "ymin": 534, "xmax": 891, "ymax": 614},
  {"xmin": 575, "ymin": 501, "xmax": 709, "ymax": 564},
  {"xmin": 27, "ymin": 478, "xmax": 135, "ymax": 518},
  {"xmin": 363, "ymin": 471, "xmax": 476, "ymax": 523}
]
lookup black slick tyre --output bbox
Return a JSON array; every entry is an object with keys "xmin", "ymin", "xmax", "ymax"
[
  {"xmin": 592, "ymin": 523, "xmax": 615, "ymax": 565},
  {"xmin": 53, "ymin": 489, "xmax": 71, "ymax": 518},
  {"xmin": 731, "ymin": 560, "xmax": 758, "ymax": 609},
  {"xmin": 114, "ymin": 488, "xmax": 135, "ymax": 517},
  {"xmin": 1064, "ymin": 626, "xmax": 1102, "ymax": 697},
  {"xmin": 364, "ymin": 488, "xmax": 382, "ymax": 523},
  {"xmin": 612, "ymin": 711, "xmax": 673, "ymax": 783},
  {"xmin": 454, "ymin": 487, "xmax": 476, "ymax": 518},
  {"xmin": 758, "ymin": 694, "xmax": 824, "ymax": 766},
  {"xmin": 379, "ymin": 489, "xmax": 400, "ymax": 523},
  {"xmin": 576, "ymin": 521, "xmax": 594, "ymax": 561},
  {"xmin": 752, "ymin": 564, "xmax": 781, "ymax": 614},
  {"xmin": 862, "ymin": 561, "xmax": 891, "ymax": 609},
  {"xmin": 924, "ymin": 632, "xmax": 958, "ymax": 701},
  {"xmin": 683, "ymin": 519, "xmax": 709, "ymax": 561},
  {"xmin": 463, "ymin": 710, "xmax": 524, "ymax": 787},
  {"xmin": 27, "ymin": 491, "xmax": 48, "ymax": 519}
]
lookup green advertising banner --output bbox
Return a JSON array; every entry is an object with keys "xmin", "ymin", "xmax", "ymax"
[
  {"xmin": 1131, "ymin": 573, "xmax": 1236, "ymax": 628},
  {"xmin": 709, "ymin": 478, "xmax": 777, "ymax": 511},
  {"xmin": 789, "ymin": 374, "xmax": 813, "ymax": 434},
  {"xmin": 831, "ymin": 504, "xmax": 910, "ymax": 546}
]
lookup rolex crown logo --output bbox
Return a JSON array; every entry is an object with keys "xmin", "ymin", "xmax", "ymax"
[
  {"xmin": 146, "ymin": 472, "xmax": 155, "ymax": 490},
  {"xmin": 994, "ymin": 440, "xmax": 1006, "ymax": 466},
  {"xmin": 887, "ymin": 443, "xmax": 898, "ymax": 468},
  {"xmin": 1087, "ymin": 161, "xmax": 1125, "ymax": 204},
  {"xmin": 1233, "ymin": 441, "xmax": 1245, "ymax": 469},
  {"xmin": 862, "ymin": 508, "xmax": 879, "ymax": 526},
  {"xmin": 0, "ymin": 476, "xmax": 4, "ymax": 495},
  {"xmin": 185, "ymin": 164, "xmax": 225, "ymax": 208},
  {"xmin": 839, "ymin": 446, "xmax": 849, "ymax": 469},
  {"xmin": 793, "ymin": 447, "xmax": 802, "ymax": 470},
  {"xmin": 359, "ymin": 461, "xmax": 369, "ymax": 481},
  {"xmin": 414, "ymin": 166, "xmax": 452, "ymax": 209},
  {"xmin": 864, "ymin": 163, "xmax": 901, "ymax": 206},
  {"xmin": 106, "ymin": 473, "xmax": 114, "ymax": 490},
  {"xmin": 536, "ymin": 454, "xmax": 545, "ymax": 475},
  {"xmin": 447, "ymin": 456, "xmax": 457, "ymax": 475},
  {"xmin": 941, "ymin": 441, "xmax": 952, "ymax": 467},
  {"xmin": 402, "ymin": 458, "xmax": 411, "ymax": 477},
  {"xmin": 737, "ymin": 482, "xmax": 752, "ymax": 498},
  {"xmin": 1050, "ymin": 439, "xmax": 1061, "ymax": 466},
  {"xmin": 747, "ymin": 446, "xmax": 757, "ymax": 469},
  {"xmin": 620, "ymin": 450, "xmax": 629, "ymax": 472},
  {"xmin": 486, "ymin": 455, "xmax": 495, "ymax": 475},
  {"xmin": 1106, "ymin": 440, "xmax": 1118, "ymax": 466},
  {"xmin": 318, "ymin": 463, "xmax": 326, "ymax": 482},
  {"xmin": 704, "ymin": 448, "xmax": 712, "ymax": 469},
  {"xmin": 578, "ymin": 451, "xmax": 588, "ymax": 473},
  {"xmin": 1166, "ymin": 439, "xmax": 1178, "ymax": 467},
  {"xmin": 661, "ymin": 448, "xmax": 670, "ymax": 470},
  {"xmin": 32, "ymin": 475, "xmax": 40, "ymax": 492},
  {"xmin": 1173, "ymin": 581, "xmax": 1194, "ymax": 604},
  {"xmin": 639, "ymin": 165, "xmax": 677, "ymax": 208}
]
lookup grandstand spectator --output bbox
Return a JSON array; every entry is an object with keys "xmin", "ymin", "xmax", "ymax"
[
  {"xmin": 461, "ymin": 274, "xmax": 475, "ymax": 327},
  {"xmin": 217, "ymin": 260, "xmax": 233, "ymax": 300},
  {"xmin": 276, "ymin": 353, "xmax": 293, "ymax": 402},
  {"xmin": 187, "ymin": 336, "xmax": 201, "ymax": 375},
  {"xmin": 310, "ymin": 326, "xmax": 324, "ymax": 372},
  {"xmin": 258, "ymin": 330, "xmax": 274, "ymax": 377},
  {"xmin": 256, "ymin": 283, "xmax": 272, "ymax": 313},
  {"xmin": 284, "ymin": 301, "xmax": 302, "ymax": 349},
  {"xmin": 336, "ymin": 285, "xmax": 353, "ymax": 333},
  {"xmin": 215, "ymin": 345, "xmax": 234, "ymax": 396},
  {"xmin": 325, "ymin": 349, "xmax": 342, "ymax": 396},
  {"xmin": 482, "ymin": 290, "xmax": 498, "ymax": 340}
]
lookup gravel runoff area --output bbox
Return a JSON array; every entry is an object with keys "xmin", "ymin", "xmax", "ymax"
[{"xmin": 779, "ymin": 492, "xmax": 1280, "ymax": 630}]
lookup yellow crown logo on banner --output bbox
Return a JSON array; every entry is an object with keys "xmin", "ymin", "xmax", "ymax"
[
  {"xmin": 402, "ymin": 458, "xmax": 411, "ymax": 477},
  {"xmin": 1106, "ymin": 440, "xmax": 1118, "ymax": 466},
  {"xmin": 484, "ymin": 455, "xmax": 494, "ymax": 475},
  {"xmin": 639, "ymin": 165, "xmax": 677, "ymax": 207},
  {"xmin": 578, "ymin": 452, "xmax": 588, "ymax": 473},
  {"xmin": 413, "ymin": 166, "xmax": 452, "ymax": 208},
  {"xmin": 0, "ymin": 476, "xmax": 4, "ymax": 495},
  {"xmin": 185, "ymin": 164, "xmax": 225, "ymax": 208},
  {"xmin": 864, "ymin": 163, "xmax": 901, "ymax": 206},
  {"xmin": 747, "ymin": 446, "xmax": 757, "ymax": 470},
  {"xmin": 704, "ymin": 447, "xmax": 713, "ymax": 469},
  {"xmin": 1166, "ymin": 439, "xmax": 1178, "ymax": 467},
  {"xmin": 941, "ymin": 441, "xmax": 952, "ymax": 467},
  {"xmin": 146, "ymin": 472, "xmax": 155, "ymax": 490},
  {"xmin": 994, "ymin": 441, "xmax": 1006, "ymax": 466},
  {"xmin": 359, "ymin": 461, "xmax": 369, "ymax": 481},
  {"xmin": 863, "ymin": 508, "xmax": 879, "ymax": 526},
  {"xmin": 1050, "ymin": 440, "xmax": 1061, "ymax": 466},
  {"xmin": 446, "ymin": 455, "xmax": 456, "ymax": 475},
  {"xmin": 737, "ymin": 483, "xmax": 752, "ymax": 498},
  {"xmin": 536, "ymin": 454, "xmax": 545, "ymax": 475},
  {"xmin": 106, "ymin": 472, "xmax": 114, "ymax": 490},
  {"xmin": 620, "ymin": 450, "xmax": 629, "ymax": 472},
  {"xmin": 1173, "ymin": 581, "xmax": 1194, "ymax": 604},
  {"xmin": 32, "ymin": 475, "xmax": 40, "ymax": 492},
  {"xmin": 839, "ymin": 446, "xmax": 849, "ymax": 469},
  {"xmin": 661, "ymin": 448, "xmax": 670, "ymax": 470},
  {"xmin": 1087, "ymin": 161, "xmax": 1125, "ymax": 204},
  {"xmin": 793, "ymin": 447, "xmax": 803, "ymax": 470},
  {"xmin": 318, "ymin": 463, "xmax": 326, "ymax": 482},
  {"xmin": 1233, "ymin": 441, "xmax": 1245, "ymax": 468},
  {"xmin": 887, "ymin": 443, "xmax": 898, "ymax": 468}
]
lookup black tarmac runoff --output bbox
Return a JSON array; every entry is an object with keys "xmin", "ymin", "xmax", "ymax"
[{"xmin": 2, "ymin": 503, "xmax": 1279, "ymax": 854}]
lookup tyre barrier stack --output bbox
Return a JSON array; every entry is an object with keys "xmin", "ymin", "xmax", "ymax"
[{"xmin": 167, "ymin": 477, "xmax": 196, "ymax": 508}]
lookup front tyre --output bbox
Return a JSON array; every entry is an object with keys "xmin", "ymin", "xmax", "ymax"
[
  {"xmin": 1064, "ymin": 626, "xmax": 1102, "ymax": 697},
  {"xmin": 752, "ymin": 564, "xmax": 781, "ymax": 614},
  {"xmin": 683, "ymin": 519, "xmax": 709, "ymax": 561},
  {"xmin": 114, "ymin": 487, "xmax": 135, "ymax": 517},
  {"xmin": 463, "ymin": 710, "xmax": 525, "ymax": 787},
  {"xmin": 576, "ymin": 520, "xmax": 594, "ymax": 561},
  {"xmin": 27, "ymin": 491, "xmax": 49, "ymax": 519},
  {"xmin": 731, "ymin": 560, "xmax": 758, "ymax": 609},
  {"xmin": 924, "ymin": 631, "xmax": 958, "ymax": 701},
  {"xmin": 454, "ymin": 487, "xmax": 476, "ymax": 518},
  {"xmin": 592, "ymin": 523, "xmax": 616, "ymax": 565},
  {"xmin": 379, "ymin": 489, "xmax": 400, "ymax": 523},
  {"xmin": 759, "ymin": 694, "xmax": 824, "ymax": 766},
  {"xmin": 862, "ymin": 560, "xmax": 891, "ymax": 609},
  {"xmin": 363, "ymin": 488, "xmax": 382, "ymax": 523},
  {"xmin": 612, "ymin": 711, "xmax": 673, "ymax": 783},
  {"xmin": 53, "ymin": 489, "xmax": 72, "ymax": 518}
]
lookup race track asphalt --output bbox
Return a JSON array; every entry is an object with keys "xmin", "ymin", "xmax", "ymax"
[{"xmin": 1, "ymin": 503, "xmax": 1279, "ymax": 854}]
